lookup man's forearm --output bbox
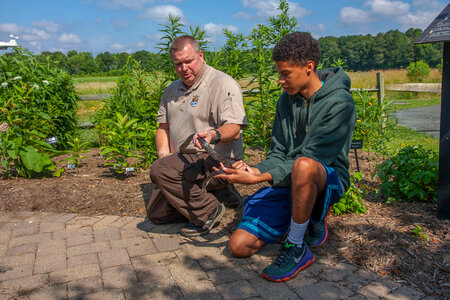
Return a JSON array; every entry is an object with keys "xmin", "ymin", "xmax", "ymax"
[
  {"xmin": 213, "ymin": 124, "xmax": 243, "ymax": 143},
  {"xmin": 156, "ymin": 125, "xmax": 171, "ymax": 158}
]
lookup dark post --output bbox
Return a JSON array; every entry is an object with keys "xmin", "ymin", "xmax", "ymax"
[
  {"xmin": 415, "ymin": 4, "xmax": 450, "ymax": 220},
  {"xmin": 437, "ymin": 42, "xmax": 450, "ymax": 220}
]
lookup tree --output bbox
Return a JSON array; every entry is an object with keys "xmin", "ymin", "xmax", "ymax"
[{"xmin": 95, "ymin": 51, "xmax": 114, "ymax": 72}]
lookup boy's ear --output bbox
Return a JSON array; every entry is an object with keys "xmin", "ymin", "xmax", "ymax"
[{"xmin": 306, "ymin": 60, "xmax": 315, "ymax": 73}]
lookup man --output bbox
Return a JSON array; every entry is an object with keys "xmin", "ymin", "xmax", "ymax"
[
  {"xmin": 139, "ymin": 35, "xmax": 247, "ymax": 236},
  {"xmin": 215, "ymin": 32, "xmax": 356, "ymax": 282}
]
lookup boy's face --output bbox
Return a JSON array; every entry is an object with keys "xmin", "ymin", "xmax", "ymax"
[{"xmin": 275, "ymin": 60, "xmax": 311, "ymax": 96}]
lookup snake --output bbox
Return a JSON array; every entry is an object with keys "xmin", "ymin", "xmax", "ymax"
[{"xmin": 179, "ymin": 133, "xmax": 237, "ymax": 188}]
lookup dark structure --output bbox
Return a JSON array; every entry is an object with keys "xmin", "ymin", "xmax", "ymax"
[{"xmin": 415, "ymin": 4, "xmax": 450, "ymax": 220}]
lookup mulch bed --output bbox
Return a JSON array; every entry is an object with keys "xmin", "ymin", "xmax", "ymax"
[{"xmin": 0, "ymin": 148, "xmax": 448, "ymax": 297}]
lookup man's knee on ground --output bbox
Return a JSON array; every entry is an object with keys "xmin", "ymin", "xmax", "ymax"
[
  {"xmin": 149, "ymin": 159, "xmax": 164, "ymax": 184},
  {"xmin": 228, "ymin": 230, "xmax": 265, "ymax": 258}
]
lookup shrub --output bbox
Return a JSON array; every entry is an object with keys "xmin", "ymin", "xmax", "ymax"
[
  {"xmin": 407, "ymin": 60, "xmax": 431, "ymax": 82},
  {"xmin": 0, "ymin": 48, "xmax": 79, "ymax": 147},
  {"xmin": 0, "ymin": 47, "xmax": 78, "ymax": 177},
  {"xmin": 94, "ymin": 58, "xmax": 163, "ymax": 168},
  {"xmin": 376, "ymin": 145, "xmax": 438, "ymax": 202},
  {"xmin": 332, "ymin": 172, "xmax": 367, "ymax": 216}
]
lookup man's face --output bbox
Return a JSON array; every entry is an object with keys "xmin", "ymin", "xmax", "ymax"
[
  {"xmin": 275, "ymin": 60, "xmax": 310, "ymax": 96},
  {"xmin": 171, "ymin": 43, "xmax": 204, "ymax": 88}
]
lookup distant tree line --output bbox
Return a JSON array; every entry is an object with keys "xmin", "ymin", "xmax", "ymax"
[
  {"xmin": 2, "ymin": 27, "xmax": 441, "ymax": 76},
  {"xmin": 319, "ymin": 28, "xmax": 442, "ymax": 71}
]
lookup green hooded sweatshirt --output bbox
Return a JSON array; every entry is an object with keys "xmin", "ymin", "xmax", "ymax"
[{"xmin": 256, "ymin": 67, "xmax": 356, "ymax": 191}]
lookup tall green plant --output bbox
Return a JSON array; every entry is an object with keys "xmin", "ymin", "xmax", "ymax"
[
  {"xmin": 94, "ymin": 58, "xmax": 162, "ymax": 166},
  {"xmin": 352, "ymin": 90, "xmax": 396, "ymax": 155},
  {"xmin": 100, "ymin": 113, "xmax": 143, "ymax": 174},
  {"xmin": 243, "ymin": 0, "xmax": 298, "ymax": 152},
  {"xmin": 221, "ymin": 29, "xmax": 248, "ymax": 80},
  {"xmin": 0, "ymin": 47, "xmax": 78, "ymax": 148},
  {"xmin": 0, "ymin": 47, "xmax": 77, "ymax": 178}
]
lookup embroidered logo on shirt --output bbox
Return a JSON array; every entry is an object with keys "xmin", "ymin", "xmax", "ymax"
[{"xmin": 191, "ymin": 96, "xmax": 198, "ymax": 107}]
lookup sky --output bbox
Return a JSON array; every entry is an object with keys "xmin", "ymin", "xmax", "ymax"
[{"xmin": 0, "ymin": 0, "xmax": 447, "ymax": 55}]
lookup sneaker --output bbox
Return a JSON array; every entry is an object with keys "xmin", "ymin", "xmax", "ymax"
[
  {"xmin": 261, "ymin": 241, "xmax": 315, "ymax": 282},
  {"xmin": 212, "ymin": 184, "xmax": 243, "ymax": 209},
  {"xmin": 305, "ymin": 208, "xmax": 331, "ymax": 247},
  {"xmin": 180, "ymin": 203, "xmax": 226, "ymax": 236}
]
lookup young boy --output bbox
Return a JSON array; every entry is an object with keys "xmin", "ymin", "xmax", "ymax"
[{"xmin": 215, "ymin": 32, "xmax": 356, "ymax": 282}]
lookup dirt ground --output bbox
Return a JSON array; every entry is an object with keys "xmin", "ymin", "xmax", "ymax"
[{"xmin": 0, "ymin": 148, "xmax": 449, "ymax": 298}]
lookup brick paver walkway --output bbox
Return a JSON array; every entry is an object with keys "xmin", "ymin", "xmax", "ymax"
[{"xmin": 0, "ymin": 211, "xmax": 429, "ymax": 299}]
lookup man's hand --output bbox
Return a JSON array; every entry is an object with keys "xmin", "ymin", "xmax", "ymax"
[{"xmin": 193, "ymin": 130, "xmax": 215, "ymax": 149}]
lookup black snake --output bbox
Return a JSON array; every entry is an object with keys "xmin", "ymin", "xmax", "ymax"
[{"xmin": 179, "ymin": 133, "xmax": 236, "ymax": 188}]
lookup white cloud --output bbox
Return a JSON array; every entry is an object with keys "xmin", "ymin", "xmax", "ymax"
[
  {"xmin": 204, "ymin": 23, "xmax": 239, "ymax": 35},
  {"xmin": 397, "ymin": 10, "xmax": 440, "ymax": 30},
  {"xmin": 58, "ymin": 33, "xmax": 82, "ymax": 44},
  {"xmin": 112, "ymin": 19, "xmax": 130, "ymax": 29},
  {"xmin": 0, "ymin": 23, "xmax": 23, "ymax": 34},
  {"xmin": 31, "ymin": 20, "xmax": 60, "ymax": 33},
  {"xmin": 365, "ymin": 0, "xmax": 410, "ymax": 16},
  {"xmin": 110, "ymin": 43, "xmax": 125, "ymax": 51},
  {"xmin": 139, "ymin": 5, "xmax": 184, "ymax": 22},
  {"xmin": 241, "ymin": 0, "xmax": 309, "ymax": 18},
  {"xmin": 232, "ymin": 11, "xmax": 252, "ymax": 20},
  {"xmin": 135, "ymin": 41, "xmax": 145, "ymax": 48},
  {"xmin": 339, "ymin": 7, "xmax": 373, "ymax": 24},
  {"xmin": 22, "ymin": 28, "xmax": 51, "ymax": 41},
  {"xmin": 101, "ymin": 0, "xmax": 154, "ymax": 10}
]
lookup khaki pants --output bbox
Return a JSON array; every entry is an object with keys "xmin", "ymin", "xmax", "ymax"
[{"xmin": 147, "ymin": 152, "xmax": 227, "ymax": 227}]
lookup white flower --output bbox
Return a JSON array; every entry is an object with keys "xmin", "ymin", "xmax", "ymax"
[
  {"xmin": 13, "ymin": 76, "xmax": 22, "ymax": 81},
  {"xmin": 42, "ymin": 80, "xmax": 49, "ymax": 85},
  {"xmin": 33, "ymin": 84, "xmax": 40, "ymax": 90},
  {"xmin": 0, "ymin": 82, "xmax": 7, "ymax": 88},
  {"xmin": 0, "ymin": 122, "xmax": 9, "ymax": 133}
]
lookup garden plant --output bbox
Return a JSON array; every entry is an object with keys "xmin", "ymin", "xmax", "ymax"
[{"xmin": 0, "ymin": 47, "xmax": 78, "ymax": 178}]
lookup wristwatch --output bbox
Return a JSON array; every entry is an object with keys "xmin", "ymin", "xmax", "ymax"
[{"xmin": 210, "ymin": 129, "xmax": 221, "ymax": 144}]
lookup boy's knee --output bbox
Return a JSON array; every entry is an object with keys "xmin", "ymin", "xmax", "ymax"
[
  {"xmin": 228, "ymin": 239, "xmax": 251, "ymax": 258},
  {"xmin": 228, "ymin": 231, "xmax": 265, "ymax": 258},
  {"xmin": 292, "ymin": 157, "xmax": 322, "ymax": 182}
]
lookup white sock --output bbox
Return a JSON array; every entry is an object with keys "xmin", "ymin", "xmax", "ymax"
[{"xmin": 287, "ymin": 218, "xmax": 309, "ymax": 247}]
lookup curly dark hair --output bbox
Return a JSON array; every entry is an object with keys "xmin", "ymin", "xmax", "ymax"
[{"xmin": 272, "ymin": 32, "xmax": 321, "ymax": 70}]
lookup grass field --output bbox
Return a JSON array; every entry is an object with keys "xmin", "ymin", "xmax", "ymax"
[{"xmin": 73, "ymin": 69, "xmax": 441, "ymax": 153}]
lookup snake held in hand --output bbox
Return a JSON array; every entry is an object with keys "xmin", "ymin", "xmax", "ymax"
[{"xmin": 179, "ymin": 133, "xmax": 236, "ymax": 188}]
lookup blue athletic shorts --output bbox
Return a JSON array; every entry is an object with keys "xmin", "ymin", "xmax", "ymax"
[{"xmin": 236, "ymin": 164, "xmax": 343, "ymax": 244}]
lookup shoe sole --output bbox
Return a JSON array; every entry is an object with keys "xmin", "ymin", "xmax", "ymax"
[
  {"xmin": 204, "ymin": 203, "xmax": 226, "ymax": 233},
  {"xmin": 181, "ymin": 203, "xmax": 226, "ymax": 237},
  {"xmin": 309, "ymin": 207, "xmax": 331, "ymax": 247},
  {"xmin": 261, "ymin": 256, "xmax": 315, "ymax": 282},
  {"xmin": 261, "ymin": 245, "xmax": 315, "ymax": 282}
]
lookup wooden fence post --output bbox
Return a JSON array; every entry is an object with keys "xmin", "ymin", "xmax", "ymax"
[
  {"xmin": 377, "ymin": 72, "xmax": 386, "ymax": 133},
  {"xmin": 376, "ymin": 72, "xmax": 384, "ymax": 105}
]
